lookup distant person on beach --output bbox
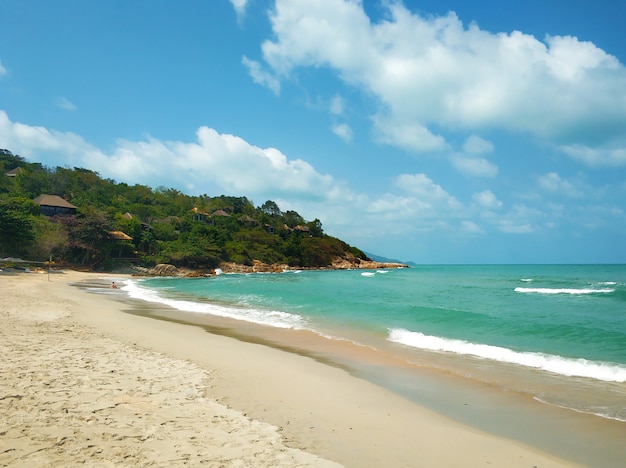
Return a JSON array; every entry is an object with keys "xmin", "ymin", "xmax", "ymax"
[{"xmin": 111, "ymin": 281, "xmax": 117, "ymax": 289}]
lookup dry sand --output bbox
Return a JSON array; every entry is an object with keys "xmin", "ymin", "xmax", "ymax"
[{"xmin": 0, "ymin": 270, "xmax": 577, "ymax": 467}]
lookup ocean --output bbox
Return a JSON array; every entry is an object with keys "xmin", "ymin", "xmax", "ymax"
[{"xmin": 119, "ymin": 264, "xmax": 626, "ymax": 426}]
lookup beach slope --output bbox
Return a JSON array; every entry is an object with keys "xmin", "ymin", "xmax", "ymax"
[{"xmin": 0, "ymin": 270, "xmax": 574, "ymax": 467}]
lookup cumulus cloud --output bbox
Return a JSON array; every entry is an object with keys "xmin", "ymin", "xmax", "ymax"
[
  {"xmin": 494, "ymin": 204, "xmax": 544, "ymax": 234},
  {"xmin": 473, "ymin": 190, "xmax": 503, "ymax": 209},
  {"xmin": 250, "ymin": 0, "xmax": 626, "ymax": 160},
  {"xmin": 373, "ymin": 116, "xmax": 447, "ymax": 153},
  {"xmin": 463, "ymin": 135, "xmax": 494, "ymax": 154},
  {"xmin": 394, "ymin": 173, "xmax": 462, "ymax": 211},
  {"xmin": 559, "ymin": 143, "xmax": 626, "ymax": 167},
  {"xmin": 537, "ymin": 172, "xmax": 582, "ymax": 197},
  {"xmin": 0, "ymin": 110, "xmax": 339, "ymax": 201},
  {"xmin": 95, "ymin": 128, "xmax": 344, "ymax": 200},
  {"xmin": 451, "ymin": 154, "xmax": 498, "ymax": 178},
  {"xmin": 0, "ymin": 110, "xmax": 97, "ymax": 166}
]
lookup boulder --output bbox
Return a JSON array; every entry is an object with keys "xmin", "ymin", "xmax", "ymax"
[{"xmin": 148, "ymin": 264, "xmax": 179, "ymax": 276}]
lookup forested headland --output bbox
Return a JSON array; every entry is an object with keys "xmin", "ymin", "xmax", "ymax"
[{"xmin": 0, "ymin": 149, "xmax": 399, "ymax": 273}]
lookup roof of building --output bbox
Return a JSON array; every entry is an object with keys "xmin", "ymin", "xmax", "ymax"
[
  {"xmin": 5, "ymin": 167, "xmax": 25, "ymax": 177},
  {"xmin": 211, "ymin": 209, "xmax": 231, "ymax": 217},
  {"xmin": 191, "ymin": 207, "xmax": 210, "ymax": 216},
  {"xmin": 33, "ymin": 194, "xmax": 78, "ymax": 209},
  {"xmin": 108, "ymin": 230, "xmax": 133, "ymax": 241}
]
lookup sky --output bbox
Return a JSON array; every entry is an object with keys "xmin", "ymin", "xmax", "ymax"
[{"xmin": 1, "ymin": 0, "xmax": 625, "ymax": 264}]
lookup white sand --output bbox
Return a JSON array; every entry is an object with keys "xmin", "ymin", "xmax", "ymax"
[{"xmin": 0, "ymin": 270, "xmax": 577, "ymax": 467}]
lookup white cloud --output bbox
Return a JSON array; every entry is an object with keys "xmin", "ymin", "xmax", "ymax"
[
  {"xmin": 329, "ymin": 95, "xmax": 344, "ymax": 115},
  {"xmin": 331, "ymin": 123, "xmax": 352, "ymax": 142},
  {"xmin": 451, "ymin": 154, "xmax": 498, "ymax": 178},
  {"xmin": 230, "ymin": 0, "xmax": 248, "ymax": 22},
  {"xmin": 494, "ymin": 204, "xmax": 544, "ymax": 234},
  {"xmin": 0, "ymin": 110, "xmax": 96, "ymax": 165},
  {"xmin": 462, "ymin": 220, "xmax": 484, "ymax": 234},
  {"xmin": 253, "ymin": 0, "xmax": 626, "ymax": 156},
  {"xmin": 373, "ymin": 116, "xmax": 447, "ymax": 153},
  {"xmin": 537, "ymin": 172, "xmax": 581, "ymax": 197},
  {"xmin": 0, "ymin": 60, "xmax": 6, "ymax": 76},
  {"xmin": 559, "ymin": 143, "xmax": 626, "ymax": 167},
  {"xmin": 242, "ymin": 56, "xmax": 281, "ymax": 94},
  {"xmin": 394, "ymin": 173, "xmax": 462, "ymax": 211},
  {"xmin": 55, "ymin": 96, "xmax": 77, "ymax": 111},
  {"xmin": 498, "ymin": 222, "xmax": 534, "ymax": 234},
  {"xmin": 473, "ymin": 190, "xmax": 502, "ymax": 210},
  {"xmin": 0, "ymin": 109, "xmax": 340, "ymax": 200},
  {"xmin": 463, "ymin": 135, "xmax": 494, "ymax": 154}
]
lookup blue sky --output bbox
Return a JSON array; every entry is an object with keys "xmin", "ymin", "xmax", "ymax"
[{"xmin": 1, "ymin": 0, "xmax": 625, "ymax": 264}]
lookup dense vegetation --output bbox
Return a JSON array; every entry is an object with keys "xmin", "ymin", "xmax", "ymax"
[{"xmin": 0, "ymin": 149, "xmax": 368, "ymax": 270}]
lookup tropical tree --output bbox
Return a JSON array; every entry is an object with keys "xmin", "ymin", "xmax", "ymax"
[{"xmin": 0, "ymin": 201, "xmax": 36, "ymax": 257}]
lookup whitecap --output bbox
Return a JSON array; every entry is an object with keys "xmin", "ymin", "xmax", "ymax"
[
  {"xmin": 387, "ymin": 328, "xmax": 626, "ymax": 383},
  {"xmin": 514, "ymin": 287, "xmax": 614, "ymax": 295},
  {"xmin": 121, "ymin": 279, "xmax": 306, "ymax": 329}
]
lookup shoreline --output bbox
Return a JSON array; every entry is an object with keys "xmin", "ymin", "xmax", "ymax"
[
  {"xmin": 0, "ymin": 269, "xmax": 608, "ymax": 466},
  {"xmin": 109, "ymin": 276, "xmax": 626, "ymax": 466}
]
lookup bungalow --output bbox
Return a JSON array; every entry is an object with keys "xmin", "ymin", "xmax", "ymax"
[
  {"xmin": 210, "ymin": 209, "xmax": 231, "ymax": 218},
  {"xmin": 239, "ymin": 214, "xmax": 258, "ymax": 225},
  {"xmin": 108, "ymin": 230, "xmax": 135, "ymax": 260},
  {"xmin": 5, "ymin": 167, "xmax": 25, "ymax": 177},
  {"xmin": 191, "ymin": 207, "xmax": 209, "ymax": 222},
  {"xmin": 33, "ymin": 194, "xmax": 78, "ymax": 217}
]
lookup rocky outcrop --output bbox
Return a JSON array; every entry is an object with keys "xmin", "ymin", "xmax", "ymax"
[
  {"xmin": 330, "ymin": 256, "xmax": 408, "ymax": 270},
  {"xmin": 218, "ymin": 261, "xmax": 292, "ymax": 274},
  {"xmin": 132, "ymin": 257, "xmax": 408, "ymax": 277},
  {"xmin": 219, "ymin": 257, "xmax": 407, "ymax": 274},
  {"xmin": 132, "ymin": 264, "xmax": 180, "ymax": 277}
]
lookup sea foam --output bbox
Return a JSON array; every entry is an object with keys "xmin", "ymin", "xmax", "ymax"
[
  {"xmin": 122, "ymin": 279, "xmax": 305, "ymax": 329},
  {"xmin": 514, "ymin": 287, "xmax": 614, "ymax": 295},
  {"xmin": 388, "ymin": 328, "xmax": 626, "ymax": 383}
]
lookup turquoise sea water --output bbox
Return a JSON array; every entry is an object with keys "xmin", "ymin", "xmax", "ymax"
[{"xmin": 122, "ymin": 264, "xmax": 626, "ymax": 422}]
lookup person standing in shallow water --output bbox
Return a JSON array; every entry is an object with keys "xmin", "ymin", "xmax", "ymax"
[{"xmin": 111, "ymin": 282, "xmax": 117, "ymax": 289}]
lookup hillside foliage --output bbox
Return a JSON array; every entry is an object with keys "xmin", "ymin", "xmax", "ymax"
[{"xmin": 0, "ymin": 149, "xmax": 368, "ymax": 270}]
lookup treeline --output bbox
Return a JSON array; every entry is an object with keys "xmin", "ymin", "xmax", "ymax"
[{"xmin": 0, "ymin": 149, "xmax": 368, "ymax": 270}]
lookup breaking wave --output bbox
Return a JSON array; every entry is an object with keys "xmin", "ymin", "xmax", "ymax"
[{"xmin": 388, "ymin": 328, "xmax": 626, "ymax": 383}]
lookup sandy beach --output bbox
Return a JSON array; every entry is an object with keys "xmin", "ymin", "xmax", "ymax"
[{"xmin": 1, "ymin": 270, "xmax": 580, "ymax": 467}]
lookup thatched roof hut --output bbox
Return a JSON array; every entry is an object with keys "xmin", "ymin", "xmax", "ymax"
[{"xmin": 33, "ymin": 194, "xmax": 78, "ymax": 216}]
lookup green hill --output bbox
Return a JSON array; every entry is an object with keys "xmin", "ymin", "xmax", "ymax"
[{"xmin": 0, "ymin": 148, "xmax": 371, "ymax": 272}]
